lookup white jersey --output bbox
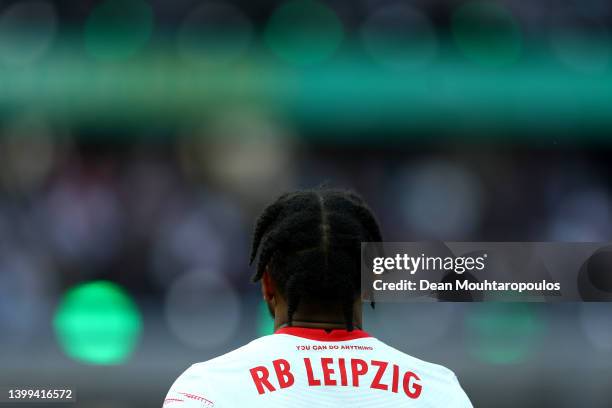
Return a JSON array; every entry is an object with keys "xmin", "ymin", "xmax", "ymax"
[{"xmin": 164, "ymin": 327, "xmax": 472, "ymax": 407}]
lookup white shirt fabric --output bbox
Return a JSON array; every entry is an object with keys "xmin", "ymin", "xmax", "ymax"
[{"xmin": 164, "ymin": 327, "xmax": 472, "ymax": 407}]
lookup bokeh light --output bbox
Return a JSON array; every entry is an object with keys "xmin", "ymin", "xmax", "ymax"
[
  {"xmin": 465, "ymin": 303, "xmax": 542, "ymax": 364},
  {"xmin": 84, "ymin": 0, "xmax": 153, "ymax": 61},
  {"xmin": 43, "ymin": 177, "xmax": 123, "ymax": 264},
  {"xmin": 0, "ymin": 115, "xmax": 56, "ymax": 192},
  {"xmin": 177, "ymin": 2, "xmax": 253, "ymax": 67},
  {"xmin": 548, "ymin": 188, "xmax": 612, "ymax": 241},
  {"xmin": 178, "ymin": 112, "xmax": 296, "ymax": 202},
  {"xmin": 151, "ymin": 205, "xmax": 226, "ymax": 287},
  {"xmin": 550, "ymin": 14, "xmax": 611, "ymax": 74},
  {"xmin": 452, "ymin": 1, "xmax": 522, "ymax": 67},
  {"xmin": 361, "ymin": 4, "xmax": 437, "ymax": 71},
  {"xmin": 0, "ymin": 1, "xmax": 57, "ymax": 66},
  {"xmin": 53, "ymin": 281, "xmax": 142, "ymax": 365},
  {"xmin": 397, "ymin": 160, "xmax": 483, "ymax": 239},
  {"xmin": 0, "ymin": 251, "xmax": 53, "ymax": 343},
  {"xmin": 165, "ymin": 270, "xmax": 241, "ymax": 349},
  {"xmin": 580, "ymin": 303, "xmax": 612, "ymax": 352},
  {"xmin": 264, "ymin": 0, "xmax": 344, "ymax": 66}
]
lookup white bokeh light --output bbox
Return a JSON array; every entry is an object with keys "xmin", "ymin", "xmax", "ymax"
[
  {"xmin": 397, "ymin": 160, "xmax": 483, "ymax": 239},
  {"xmin": 165, "ymin": 269, "xmax": 241, "ymax": 349}
]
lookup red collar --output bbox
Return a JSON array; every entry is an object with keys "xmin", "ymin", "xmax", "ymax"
[{"xmin": 274, "ymin": 326, "xmax": 372, "ymax": 341}]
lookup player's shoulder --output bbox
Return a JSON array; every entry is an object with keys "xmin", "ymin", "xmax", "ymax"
[
  {"xmin": 165, "ymin": 338, "xmax": 274, "ymax": 407},
  {"xmin": 189, "ymin": 334, "xmax": 277, "ymax": 372}
]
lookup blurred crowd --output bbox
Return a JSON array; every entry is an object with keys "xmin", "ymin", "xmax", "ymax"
[{"xmin": 1, "ymin": 117, "xmax": 611, "ymax": 305}]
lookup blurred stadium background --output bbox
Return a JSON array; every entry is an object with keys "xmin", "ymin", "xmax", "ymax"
[{"xmin": 0, "ymin": 0, "xmax": 611, "ymax": 406}]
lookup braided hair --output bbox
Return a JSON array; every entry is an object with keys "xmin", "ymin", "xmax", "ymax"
[{"xmin": 249, "ymin": 188, "xmax": 383, "ymax": 330}]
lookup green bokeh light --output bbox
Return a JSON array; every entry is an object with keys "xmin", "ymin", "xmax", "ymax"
[
  {"xmin": 465, "ymin": 303, "xmax": 542, "ymax": 365},
  {"xmin": 257, "ymin": 299, "xmax": 275, "ymax": 336},
  {"xmin": 84, "ymin": 0, "xmax": 153, "ymax": 61},
  {"xmin": 264, "ymin": 0, "xmax": 344, "ymax": 66},
  {"xmin": 452, "ymin": 1, "xmax": 522, "ymax": 67},
  {"xmin": 53, "ymin": 281, "xmax": 142, "ymax": 365}
]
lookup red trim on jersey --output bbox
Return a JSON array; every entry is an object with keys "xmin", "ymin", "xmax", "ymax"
[
  {"xmin": 275, "ymin": 327, "xmax": 372, "ymax": 341},
  {"xmin": 177, "ymin": 392, "xmax": 214, "ymax": 405},
  {"xmin": 163, "ymin": 398, "xmax": 184, "ymax": 405}
]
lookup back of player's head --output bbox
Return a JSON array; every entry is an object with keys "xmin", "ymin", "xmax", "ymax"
[{"xmin": 249, "ymin": 187, "xmax": 382, "ymax": 330}]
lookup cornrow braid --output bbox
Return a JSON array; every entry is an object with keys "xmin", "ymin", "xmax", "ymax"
[{"xmin": 249, "ymin": 188, "xmax": 383, "ymax": 330}]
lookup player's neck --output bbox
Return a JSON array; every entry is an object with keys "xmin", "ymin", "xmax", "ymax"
[
  {"xmin": 274, "ymin": 304, "xmax": 362, "ymax": 331},
  {"xmin": 279, "ymin": 320, "xmax": 361, "ymax": 331}
]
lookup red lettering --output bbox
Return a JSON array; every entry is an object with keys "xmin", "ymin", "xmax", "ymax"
[
  {"xmin": 391, "ymin": 364, "xmax": 399, "ymax": 393},
  {"xmin": 272, "ymin": 359, "xmax": 294, "ymax": 389},
  {"xmin": 351, "ymin": 359, "xmax": 368, "ymax": 387},
  {"xmin": 403, "ymin": 371, "xmax": 422, "ymax": 399},
  {"xmin": 370, "ymin": 360, "xmax": 389, "ymax": 391},
  {"xmin": 338, "ymin": 358, "xmax": 348, "ymax": 386},
  {"xmin": 321, "ymin": 358, "xmax": 336, "ymax": 386},
  {"xmin": 304, "ymin": 358, "xmax": 321, "ymax": 386},
  {"xmin": 249, "ymin": 366, "xmax": 276, "ymax": 395}
]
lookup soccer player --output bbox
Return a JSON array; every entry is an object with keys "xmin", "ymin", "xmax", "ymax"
[{"xmin": 163, "ymin": 188, "xmax": 472, "ymax": 407}]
